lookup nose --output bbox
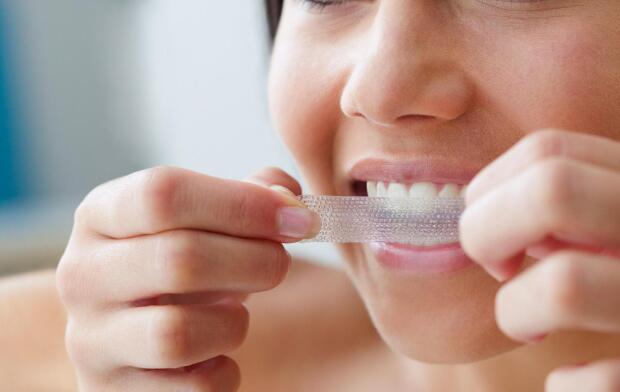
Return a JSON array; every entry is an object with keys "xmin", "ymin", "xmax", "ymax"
[{"xmin": 340, "ymin": 2, "xmax": 472, "ymax": 129}]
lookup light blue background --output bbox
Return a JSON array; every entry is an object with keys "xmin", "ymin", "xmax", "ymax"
[{"xmin": 0, "ymin": 4, "xmax": 23, "ymax": 205}]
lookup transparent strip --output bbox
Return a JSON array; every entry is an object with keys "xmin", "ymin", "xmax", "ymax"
[{"xmin": 298, "ymin": 195, "xmax": 464, "ymax": 245}]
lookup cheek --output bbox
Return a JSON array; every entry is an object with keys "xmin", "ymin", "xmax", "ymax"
[
  {"xmin": 477, "ymin": 20, "xmax": 620, "ymax": 139},
  {"xmin": 268, "ymin": 38, "xmax": 346, "ymax": 192}
]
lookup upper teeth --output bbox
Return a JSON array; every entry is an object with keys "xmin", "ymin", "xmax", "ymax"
[{"xmin": 367, "ymin": 181, "xmax": 467, "ymax": 198}]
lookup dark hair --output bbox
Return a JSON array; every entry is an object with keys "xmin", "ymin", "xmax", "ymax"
[{"xmin": 265, "ymin": 0, "xmax": 284, "ymax": 41}]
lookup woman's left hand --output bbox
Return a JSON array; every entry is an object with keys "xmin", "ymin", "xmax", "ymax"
[{"xmin": 460, "ymin": 129, "xmax": 620, "ymax": 391}]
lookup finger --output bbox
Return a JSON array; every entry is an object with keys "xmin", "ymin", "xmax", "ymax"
[
  {"xmin": 59, "ymin": 230, "xmax": 291, "ymax": 305},
  {"xmin": 82, "ymin": 356, "xmax": 240, "ymax": 392},
  {"xmin": 102, "ymin": 304, "xmax": 248, "ymax": 369},
  {"xmin": 243, "ymin": 166, "xmax": 303, "ymax": 196},
  {"xmin": 467, "ymin": 129, "xmax": 620, "ymax": 204},
  {"xmin": 76, "ymin": 166, "xmax": 319, "ymax": 241},
  {"xmin": 496, "ymin": 251, "xmax": 620, "ymax": 342},
  {"xmin": 546, "ymin": 359, "xmax": 620, "ymax": 392},
  {"xmin": 460, "ymin": 158, "xmax": 620, "ymax": 280}
]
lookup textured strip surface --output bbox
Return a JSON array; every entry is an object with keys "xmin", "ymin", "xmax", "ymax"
[{"xmin": 298, "ymin": 195, "xmax": 464, "ymax": 244}]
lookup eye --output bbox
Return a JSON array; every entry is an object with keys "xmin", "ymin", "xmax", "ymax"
[
  {"xmin": 295, "ymin": 0, "xmax": 350, "ymax": 13},
  {"xmin": 476, "ymin": 0, "xmax": 551, "ymax": 10}
]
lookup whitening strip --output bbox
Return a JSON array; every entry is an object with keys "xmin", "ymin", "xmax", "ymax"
[{"xmin": 298, "ymin": 195, "xmax": 464, "ymax": 244}]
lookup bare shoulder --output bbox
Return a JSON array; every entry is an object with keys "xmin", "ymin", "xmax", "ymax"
[
  {"xmin": 0, "ymin": 261, "xmax": 378, "ymax": 392},
  {"xmin": 0, "ymin": 269, "xmax": 76, "ymax": 391},
  {"xmin": 234, "ymin": 257, "xmax": 380, "ymax": 391}
]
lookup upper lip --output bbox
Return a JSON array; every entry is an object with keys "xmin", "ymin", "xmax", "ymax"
[{"xmin": 347, "ymin": 157, "xmax": 483, "ymax": 185}]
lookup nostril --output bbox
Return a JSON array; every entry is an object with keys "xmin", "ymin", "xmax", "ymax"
[
  {"xmin": 357, "ymin": 113, "xmax": 438, "ymax": 129},
  {"xmin": 401, "ymin": 114, "xmax": 435, "ymax": 121}
]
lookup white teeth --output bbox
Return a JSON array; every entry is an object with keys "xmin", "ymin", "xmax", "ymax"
[
  {"xmin": 438, "ymin": 184, "xmax": 460, "ymax": 198},
  {"xmin": 366, "ymin": 181, "xmax": 377, "ymax": 197},
  {"xmin": 387, "ymin": 182, "xmax": 408, "ymax": 198},
  {"xmin": 376, "ymin": 181, "xmax": 388, "ymax": 197},
  {"xmin": 364, "ymin": 180, "xmax": 465, "ymax": 199},
  {"xmin": 409, "ymin": 182, "xmax": 437, "ymax": 198},
  {"xmin": 460, "ymin": 185, "xmax": 468, "ymax": 198}
]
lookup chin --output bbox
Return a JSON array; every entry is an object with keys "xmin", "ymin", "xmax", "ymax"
[
  {"xmin": 339, "ymin": 243, "xmax": 522, "ymax": 364},
  {"xmin": 368, "ymin": 293, "xmax": 522, "ymax": 364}
]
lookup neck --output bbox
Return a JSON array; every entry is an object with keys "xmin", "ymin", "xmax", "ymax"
[{"xmin": 394, "ymin": 331, "xmax": 620, "ymax": 391}]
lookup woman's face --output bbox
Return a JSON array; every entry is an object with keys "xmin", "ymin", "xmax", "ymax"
[{"xmin": 268, "ymin": 0, "xmax": 620, "ymax": 363}]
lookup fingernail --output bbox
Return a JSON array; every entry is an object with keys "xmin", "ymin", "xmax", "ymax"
[
  {"xmin": 277, "ymin": 207, "xmax": 320, "ymax": 239},
  {"xmin": 270, "ymin": 184, "xmax": 296, "ymax": 197}
]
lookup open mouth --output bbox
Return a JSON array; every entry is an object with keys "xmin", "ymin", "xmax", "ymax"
[
  {"xmin": 346, "ymin": 180, "xmax": 465, "ymax": 248},
  {"xmin": 352, "ymin": 180, "xmax": 467, "ymax": 199},
  {"xmin": 347, "ymin": 159, "xmax": 477, "ymax": 274}
]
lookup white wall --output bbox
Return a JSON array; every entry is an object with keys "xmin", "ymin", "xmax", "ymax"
[
  {"xmin": 2, "ymin": 0, "xmax": 339, "ymax": 271},
  {"xmin": 135, "ymin": 1, "xmax": 288, "ymax": 177},
  {"xmin": 134, "ymin": 1, "xmax": 339, "ymax": 266}
]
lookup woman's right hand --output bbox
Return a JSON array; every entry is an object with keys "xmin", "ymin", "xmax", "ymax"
[{"xmin": 56, "ymin": 166, "xmax": 320, "ymax": 391}]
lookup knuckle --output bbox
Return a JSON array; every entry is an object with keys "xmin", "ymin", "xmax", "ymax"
[
  {"xmin": 157, "ymin": 231, "xmax": 201, "ymax": 291},
  {"xmin": 523, "ymin": 129, "xmax": 568, "ymax": 162},
  {"xmin": 73, "ymin": 184, "xmax": 107, "ymax": 229},
  {"xmin": 232, "ymin": 191, "xmax": 256, "ymax": 228},
  {"xmin": 74, "ymin": 177, "xmax": 121, "ymax": 226},
  {"xmin": 191, "ymin": 357, "xmax": 241, "ymax": 392},
  {"xmin": 222, "ymin": 305, "xmax": 250, "ymax": 352},
  {"xmin": 149, "ymin": 307, "xmax": 192, "ymax": 367},
  {"xmin": 64, "ymin": 319, "xmax": 90, "ymax": 367},
  {"xmin": 56, "ymin": 253, "xmax": 84, "ymax": 306},
  {"xmin": 218, "ymin": 190, "xmax": 260, "ymax": 233},
  {"xmin": 141, "ymin": 166, "xmax": 183, "ymax": 228},
  {"xmin": 534, "ymin": 158, "xmax": 577, "ymax": 225},
  {"xmin": 258, "ymin": 243, "xmax": 291, "ymax": 290},
  {"xmin": 542, "ymin": 253, "xmax": 586, "ymax": 321},
  {"xmin": 73, "ymin": 198, "xmax": 91, "ymax": 228}
]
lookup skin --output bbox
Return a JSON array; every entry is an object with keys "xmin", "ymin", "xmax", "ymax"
[
  {"xmin": 269, "ymin": 0, "xmax": 620, "ymax": 388},
  {"xmin": 2, "ymin": 0, "xmax": 620, "ymax": 390}
]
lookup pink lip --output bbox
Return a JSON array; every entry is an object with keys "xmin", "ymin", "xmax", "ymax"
[
  {"xmin": 348, "ymin": 157, "xmax": 481, "ymax": 185},
  {"xmin": 369, "ymin": 242, "xmax": 475, "ymax": 274}
]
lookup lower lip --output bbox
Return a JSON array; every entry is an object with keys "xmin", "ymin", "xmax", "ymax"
[{"xmin": 368, "ymin": 242, "xmax": 475, "ymax": 274}]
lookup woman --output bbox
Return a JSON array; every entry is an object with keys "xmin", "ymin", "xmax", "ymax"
[{"xmin": 4, "ymin": 0, "xmax": 620, "ymax": 390}]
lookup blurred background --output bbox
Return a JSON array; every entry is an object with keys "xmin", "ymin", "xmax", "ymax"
[{"xmin": 0, "ymin": 0, "xmax": 338, "ymax": 276}]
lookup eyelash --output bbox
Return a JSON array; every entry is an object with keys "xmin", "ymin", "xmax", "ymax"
[
  {"xmin": 297, "ymin": 0, "xmax": 349, "ymax": 13},
  {"xmin": 297, "ymin": 0, "xmax": 545, "ymax": 13}
]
